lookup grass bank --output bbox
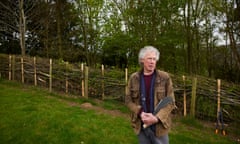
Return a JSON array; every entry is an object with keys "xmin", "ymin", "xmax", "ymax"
[{"xmin": 0, "ymin": 79, "xmax": 236, "ymax": 144}]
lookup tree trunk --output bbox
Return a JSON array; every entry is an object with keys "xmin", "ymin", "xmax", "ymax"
[
  {"xmin": 56, "ymin": 0, "xmax": 63, "ymax": 59},
  {"xmin": 227, "ymin": 14, "xmax": 240, "ymax": 68},
  {"xmin": 19, "ymin": 0, "xmax": 25, "ymax": 56},
  {"xmin": 185, "ymin": 0, "xmax": 193, "ymax": 74}
]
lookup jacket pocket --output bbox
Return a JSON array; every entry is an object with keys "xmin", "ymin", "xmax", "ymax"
[
  {"xmin": 156, "ymin": 87, "xmax": 166, "ymax": 100},
  {"xmin": 131, "ymin": 90, "xmax": 139, "ymax": 103}
]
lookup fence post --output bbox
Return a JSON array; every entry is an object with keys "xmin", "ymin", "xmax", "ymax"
[
  {"xmin": 84, "ymin": 66, "xmax": 88, "ymax": 98},
  {"xmin": 65, "ymin": 62, "xmax": 69, "ymax": 94},
  {"xmin": 81, "ymin": 63, "xmax": 84, "ymax": 97},
  {"xmin": 21, "ymin": 57, "xmax": 24, "ymax": 83},
  {"xmin": 190, "ymin": 77, "xmax": 197, "ymax": 117},
  {"xmin": 34, "ymin": 57, "xmax": 37, "ymax": 86},
  {"xmin": 217, "ymin": 79, "xmax": 221, "ymax": 118},
  {"xmin": 183, "ymin": 75, "xmax": 187, "ymax": 116},
  {"xmin": 49, "ymin": 59, "xmax": 52, "ymax": 92},
  {"xmin": 125, "ymin": 68, "xmax": 128, "ymax": 100},
  {"xmin": 101, "ymin": 64, "xmax": 105, "ymax": 100},
  {"xmin": 9, "ymin": 55, "xmax": 11, "ymax": 80},
  {"xmin": 12, "ymin": 55, "xmax": 15, "ymax": 80}
]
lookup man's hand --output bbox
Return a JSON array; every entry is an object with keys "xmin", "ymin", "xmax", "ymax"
[{"xmin": 140, "ymin": 112, "xmax": 159, "ymax": 128}]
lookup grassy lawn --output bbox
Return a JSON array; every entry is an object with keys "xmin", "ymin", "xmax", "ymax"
[{"xmin": 0, "ymin": 79, "xmax": 236, "ymax": 144}]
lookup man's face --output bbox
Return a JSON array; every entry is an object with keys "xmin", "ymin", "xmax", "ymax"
[{"xmin": 141, "ymin": 51, "xmax": 157, "ymax": 74}]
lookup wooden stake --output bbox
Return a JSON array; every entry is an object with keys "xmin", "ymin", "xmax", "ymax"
[
  {"xmin": 125, "ymin": 68, "xmax": 128, "ymax": 99},
  {"xmin": 34, "ymin": 57, "xmax": 37, "ymax": 86},
  {"xmin": 84, "ymin": 66, "xmax": 88, "ymax": 98},
  {"xmin": 49, "ymin": 59, "xmax": 52, "ymax": 92},
  {"xmin": 190, "ymin": 77, "xmax": 197, "ymax": 117},
  {"xmin": 12, "ymin": 55, "xmax": 15, "ymax": 80},
  {"xmin": 21, "ymin": 57, "xmax": 24, "ymax": 83},
  {"xmin": 183, "ymin": 75, "xmax": 187, "ymax": 116},
  {"xmin": 65, "ymin": 62, "xmax": 69, "ymax": 94},
  {"xmin": 81, "ymin": 63, "xmax": 84, "ymax": 97},
  {"xmin": 217, "ymin": 79, "xmax": 221, "ymax": 116},
  {"xmin": 9, "ymin": 55, "xmax": 11, "ymax": 80},
  {"xmin": 102, "ymin": 64, "xmax": 105, "ymax": 100}
]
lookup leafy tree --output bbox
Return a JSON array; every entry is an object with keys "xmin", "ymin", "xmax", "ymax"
[
  {"xmin": 73, "ymin": 0, "xmax": 104, "ymax": 66},
  {"xmin": 102, "ymin": 33, "xmax": 137, "ymax": 68}
]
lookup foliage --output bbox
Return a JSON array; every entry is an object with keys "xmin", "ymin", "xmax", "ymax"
[
  {"xmin": 0, "ymin": 0, "xmax": 240, "ymax": 82},
  {"xmin": 102, "ymin": 33, "xmax": 137, "ymax": 68}
]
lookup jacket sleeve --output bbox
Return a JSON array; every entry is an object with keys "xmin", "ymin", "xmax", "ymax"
[
  {"xmin": 125, "ymin": 74, "xmax": 142, "ymax": 115},
  {"xmin": 155, "ymin": 76, "xmax": 176, "ymax": 128}
]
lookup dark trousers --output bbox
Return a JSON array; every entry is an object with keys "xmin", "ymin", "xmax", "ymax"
[{"xmin": 137, "ymin": 129, "xmax": 169, "ymax": 144}]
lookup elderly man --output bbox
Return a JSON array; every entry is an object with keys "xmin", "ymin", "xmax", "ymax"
[{"xmin": 125, "ymin": 46, "xmax": 176, "ymax": 144}]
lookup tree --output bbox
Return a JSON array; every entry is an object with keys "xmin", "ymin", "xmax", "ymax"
[
  {"xmin": 0, "ymin": 0, "xmax": 21, "ymax": 54},
  {"xmin": 0, "ymin": 0, "xmax": 43, "ymax": 56},
  {"xmin": 210, "ymin": 0, "xmax": 240, "ymax": 81},
  {"xmin": 0, "ymin": 0, "xmax": 51, "ymax": 56},
  {"xmin": 225, "ymin": 0, "xmax": 240, "ymax": 68},
  {"xmin": 110, "ymin": 0, "xmax": 186, "ymax": 69},
  {"xmin": 18, "ymin": 0, "xmax": 26, "ymax": 56},
  {"xmin": 74, "ymin": 0, "xmax": 104, "ymax": 66}
]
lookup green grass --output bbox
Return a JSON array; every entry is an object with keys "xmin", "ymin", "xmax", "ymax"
[
  {"xmin": 170, "ymin": 117, "xmax": 236, "ymax": 144},
  {"xmin": 0, "ymin": 79, "xmax": 236, "ymax": 144}
]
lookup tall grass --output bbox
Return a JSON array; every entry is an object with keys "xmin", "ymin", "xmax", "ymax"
[{"xmin": 0, "ymin": 79, "xmax": 236, "ymax": 144}]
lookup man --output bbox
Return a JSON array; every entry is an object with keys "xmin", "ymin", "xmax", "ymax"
[{"xmin": 125, "ymin": 46, "xmax": 176, "ymax": 144}]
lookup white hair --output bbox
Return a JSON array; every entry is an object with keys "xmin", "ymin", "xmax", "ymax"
[{"xmin": 138, "ymin": 46, "xmax": 160, "ymax": 66}]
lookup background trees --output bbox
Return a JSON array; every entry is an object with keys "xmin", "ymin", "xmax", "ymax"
[{"xmin": 0, "ymin": 0, "xmax": 239, "ymax": 83}]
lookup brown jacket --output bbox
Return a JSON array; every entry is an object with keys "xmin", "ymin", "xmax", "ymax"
[{"xmin": 125, "ymin": 69, "xmax": 175, "ymax": 137}]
